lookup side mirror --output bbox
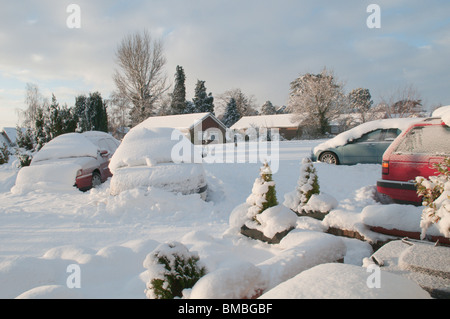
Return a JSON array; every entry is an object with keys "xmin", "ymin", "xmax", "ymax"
[{"xmin": 100, "ymin": 150, "xmax": 110, "ymax": 157}]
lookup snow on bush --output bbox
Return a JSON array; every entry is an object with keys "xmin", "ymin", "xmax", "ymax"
[
  {"xmin": 246, "ymin": 161, "xmax": 278, "ymax": 220},
  {"xmin": 143, "ymin": 241, "xmax": 206, "ymax": 299},
  {"xmin": 416, "ymin": 157, "xmax": 450, "ymax": 239},
  {"xmin": 284, "ymin": 158, "xmax": 337, "ymax": 214}
]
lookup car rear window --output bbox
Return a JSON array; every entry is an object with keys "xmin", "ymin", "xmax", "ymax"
[{"xmin": 394, "ymin": 125, "xmax": 450, "ymax": 155}]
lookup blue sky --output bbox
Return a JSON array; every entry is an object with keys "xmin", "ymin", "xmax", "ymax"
[{"xmin": 1, "ymin": 0, "xmax": 450, "ymax": 127}]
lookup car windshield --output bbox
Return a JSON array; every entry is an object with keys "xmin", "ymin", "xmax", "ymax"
[{"xmin": 394, "ymin": 125, "xmax": 450, "ymax": 155}]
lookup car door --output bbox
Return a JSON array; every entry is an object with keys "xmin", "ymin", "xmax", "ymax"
[
  {"xmin": 374, "ymin": 128, "xmax": 401, "ymax": 163},
  {"xmin": 97, "ymin": 139, "xmax": 113, "ymax": 180},
  {"xmin": 341, "ymin": 129, "xmax": 384, "ymax": 164}
]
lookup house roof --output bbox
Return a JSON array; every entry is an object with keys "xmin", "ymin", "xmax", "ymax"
[
  {"xmin": 136, "ymin": 112, "xmax": 227, "ymax": 131},
  {"xmin": 230, "ymin": 114, "xmax": 303, "ymax": 130},
  {"xmin": 1, "ymin": 127, "xmax": 21, "ymax": 146}
]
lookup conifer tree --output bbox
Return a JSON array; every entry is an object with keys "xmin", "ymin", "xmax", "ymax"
[
  {"xmin": 222, "ymin": 98, "xmax": 240, "ymax": 128},
  {"xmin": 192, "ymin": 80, "xmax": 214, "ymax": 114},
  {"xmin": 297, "ymin": 158, "xmax": 320, "ymax": 206},
  {"xmin": 246, "ymin": 162, "xmax": 278, "ymax": 223},
  {"xmin": 170, "ymin": 65, "xmax": 187, "ymax": 114},
  {"xmin": 261, "ymin": 101, "xmax": 277, "ymax": 115}
]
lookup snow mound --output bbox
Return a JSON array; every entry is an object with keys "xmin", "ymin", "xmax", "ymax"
[
  {"xmin": 190, "ymin": 261, "xmax": 262, "ymax": 299},
  {"xmin": 16, "ymin": 285, "xmax": 83, "ymax": 299},
  {"xmin": 259, "ymin": 263, "xmax": 431, "ymax": 299},
  {"xmin": 302, "ymin": 192, "xmax": 338, "ymax": 213},
  {"xmin": 244, "ymin": 205, "xmax": 298, "ymax": 239},
  {"xmin": 361, "ymin": 204, "xmax": 443, "ymax": 237},
  {"xmin": 314, "ymin": 118, "xmax": 422, "ymax": 154},
  {"xmin": 256, "ymin": 229, "xmax": 347, "ymax": 291}
]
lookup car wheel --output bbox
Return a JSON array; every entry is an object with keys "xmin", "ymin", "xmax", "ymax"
[
  {"xmin": 319, "ymin": 152, "xmax": 339, "ymax": 164},
  {"xmin": 91, "ymin": 171, "xmax": 102, "ymax": 188}
]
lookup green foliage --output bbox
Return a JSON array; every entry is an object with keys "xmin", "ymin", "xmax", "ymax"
[
  {"xmin": 222, "ymin": 98, "xmax": 241, "ymax": 128},
  {"xmin": 146, "ymin": 242, "xmax": 207, "ymax": 299},
  {"xmin": 192, "ymin": 80, "xmax": 214, "ymax": 114},
  {"xmin": 170, "ymin": 65, "xmax": 187, "ymax": 115},
  {"xmin": 260, "ymin": 162, "xmax": 278, "ymax": 212}
]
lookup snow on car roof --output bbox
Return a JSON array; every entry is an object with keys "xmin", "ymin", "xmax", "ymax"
[
  {"xmin": 31, "ymin": 133, "xmax": 99, "ymax": 163},
  {"xmin": 109, "ymin": 126, "xmax": 200, "ymax": 173},
  {"xmin": 313, "ymin": 118, "xmax": 423, "ymax": 154},
  {"xmin": 432, "ymin": 105, "xmax": 450, "ymax": 126}
]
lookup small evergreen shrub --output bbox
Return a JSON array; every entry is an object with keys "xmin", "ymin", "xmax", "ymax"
[
  {"xmin": 246, "ymin": 161, "xmax": 278, "ymax": 223},
  {"xmin": 144, "ymin": 242, "xmax": 207, "ymax": 299},
  {"xmin": 297, "ymin": 158, "xmax": 320, "ymax": 206}
]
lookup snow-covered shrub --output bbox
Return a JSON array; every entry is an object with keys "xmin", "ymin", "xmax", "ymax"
[
  {"xmin": 144, "ymin": 242, "xmax": 206, "ymax": 299},
  {"xmin": 0, "ymin": 143, "xmax": 9, "ymax": 165},
  {"xmin": 415, "ymin": 157, "xmax": 450, "ymax": 239},
  {"xmin": 284, "ymin": 158, "xmax": 321, "ymax": 213},
  {"xmin": 246, "ymin": 161, "xmax": 278, "ymax": 223},
  {"xmin": 297, "ymin": 158, "xmax": 320, "ymax": 206}
]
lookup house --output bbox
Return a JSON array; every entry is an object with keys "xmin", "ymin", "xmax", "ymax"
[
  {"xmin": 230, "ymin": 114, "xmax": 304, "ymax": 140},
  {"xmin": 1, "ymin": 127, "xmax": 20, "ymax": 147},
  {"xmin": 137, "ymin": 112, "xmax": 227, "ymax": 144}
]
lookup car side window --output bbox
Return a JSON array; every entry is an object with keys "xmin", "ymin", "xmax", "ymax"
[
  {"xmin": 354, "ymin": 129, "xmax": 383, "ymax": 143},
  {"xmin": 383, "ymin": 128, "xmax": 400, "ymax": 141}
]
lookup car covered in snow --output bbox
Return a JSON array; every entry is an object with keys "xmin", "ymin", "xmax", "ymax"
[
  {"xmin": 13, "ymin": 131, "xmax": 120, "ymax": 192},
  {"xmin": 311, "ymin": 118, "xmax": 422, "ymax": 165},
  {"xmin": 377, "ymin": 109, "xmax": 450, "ymax": 205},
  {"xmin": 108, "ymin": 125, "xmax": 207, "ymax": 200}
]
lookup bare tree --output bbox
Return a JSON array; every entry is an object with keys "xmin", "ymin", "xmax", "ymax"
[
  {"xmin": 378, "ymin": 85, "xmax": 424, "ymax": 118},
  {"xmin": 19, "ymin": 83, "xmax": 47, "ymax": 129},
  {"xmin": 113, "ymin": 30, "xmax": 169, "ymax": 127},
  {"xmin": 288, "ymin": 67, "xmax": 346, "ymax": 137}
]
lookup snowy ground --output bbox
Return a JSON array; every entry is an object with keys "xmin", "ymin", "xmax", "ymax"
[{"xmin": 0, "ymin": 140, "xmax": 433, "ymax": 299}]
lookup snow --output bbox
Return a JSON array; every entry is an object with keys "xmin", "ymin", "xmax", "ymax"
[
  {"xmin": 313, "ymin": 118, "xmax": 423, "ymax": 154},
  {"xmin": 432, "ymin": 105, "xmax": 450, "ymax": 126},
  {"xmin": 230, "ymin": 113, "xmax": 303, "ymax": 130},
  {"xmin": 0, "ymin": 139, "xmax": 441, "ymax": 299},
  {"xmin": 31, "ymin": 133, "xmax": 98, "ymax": 163},
  {"xmin": 259, "ymin": 263, "xmax": 431, "ymax": 299}
]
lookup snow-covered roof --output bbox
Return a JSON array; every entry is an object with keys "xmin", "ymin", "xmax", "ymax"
[
  {"xmin": 1, "ymin": 127, "xmax": 21, "ymax": 146},
  {"xmin": 231, "ymin": 114, "xmax": 303, "ymax": 130},
  {"xmin": 136, "ymin": 112, "xmax": 226, "ymax": 132}
]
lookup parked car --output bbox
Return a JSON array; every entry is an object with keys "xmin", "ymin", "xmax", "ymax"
[
  {"xmin": 376, "ymin": 117, "xmax": 450, "ymax": 205},
  {"xmin": 14, "ymin": 131, "xmax": 120, "ymax": 192},
  {"xmin": 311, "ymin": 118, "xmax": 422, "ymax": 165},
  {"xmin": 108, "ymin": 126, "xmax": 208, "ymax": 200}
]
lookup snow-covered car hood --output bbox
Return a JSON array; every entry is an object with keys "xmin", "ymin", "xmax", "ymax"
[
  {"xmin": 11, "ymin": 157, "xmax": 96, "ymax": 194},
  {"xmin": 313, "ymin": 118, "xmax": 423, "ymax": 154}
]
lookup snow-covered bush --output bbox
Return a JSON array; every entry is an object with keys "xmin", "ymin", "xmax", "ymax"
[
  {"xmin": 0, "ymin": 143, "xmax": 9, "ymax": 165},
  {"xmin": 246, "ymin": 161, "xmax": 278, "ymax": 223},
  {"xmin": 284, "ymin": 158, "xmax": 320, "ymax": 212},
  {"xmin": 144, "ymin": 242, "xmax": 207, "ymax": 299},
  {"xmin": 415, "ymin": 157, "xmax": 450, "ymax": 239}
]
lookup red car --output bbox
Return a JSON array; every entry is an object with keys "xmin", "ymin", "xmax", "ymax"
[{"xmin": 376, "ymin": 117, "xmax": 450, "ymax": 205}]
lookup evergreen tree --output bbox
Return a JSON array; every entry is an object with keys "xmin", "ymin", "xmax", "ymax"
[
  {"xmin": 246, "ymin": 162, "xmax": 278, "ymax": 223},
  {"xmin": 296, "ymin": 158, "xmax": 320, "ymax": 207},
  {"xmin": 170, "ymin": 66, "xmax": 187, "ymax": 114},
  {"xmin": 192, "ymin": 80, "xmax": 214, "ymax": 114},
  {"xmin": 47, "ymin": 94, "xmax": 64, "ymax": 139},
  {"xmin": 261, "ymin": 101, "xmax": 277, "ymax": 115},
  {"xmin": 75, "ymin": 92, "xmax": 108, "ymax": 132},
  {"xmin": 222, "ymin": 98, "xmax": 240, "ymax": 128}
]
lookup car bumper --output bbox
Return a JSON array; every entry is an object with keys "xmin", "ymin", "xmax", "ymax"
[{"xmin": 376, "ymin": 179, "xmax": 421, "ymax": 206}]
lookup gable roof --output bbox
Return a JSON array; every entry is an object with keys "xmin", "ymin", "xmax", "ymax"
[
  {"xmin": 136, "ymin": 112, "xmax": 227, "ymax": 131},
  {"xmin": 230, "ymin": 114, "xmax": 303, "ymax": 130}
]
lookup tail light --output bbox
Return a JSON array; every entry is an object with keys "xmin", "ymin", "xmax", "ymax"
[{"xmin": 382, "ymin": 161, "xmax": 389, "ymax": 175}]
